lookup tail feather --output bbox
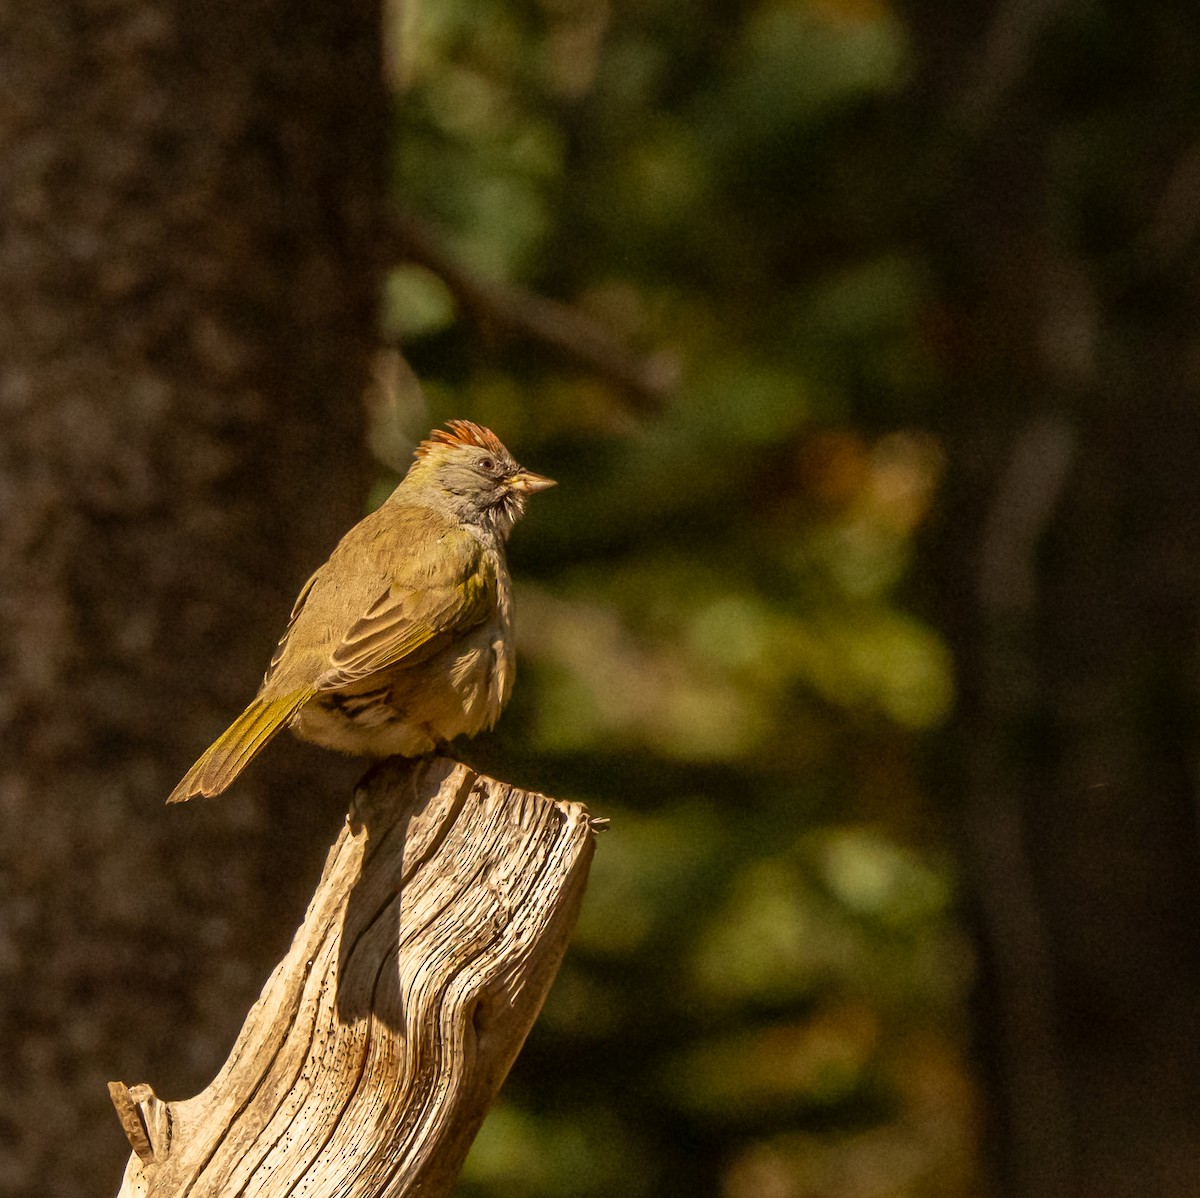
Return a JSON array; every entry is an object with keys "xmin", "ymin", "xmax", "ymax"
[{"xmin": 167, "ymin": 692, "xmax": 308, "ymax": 804}]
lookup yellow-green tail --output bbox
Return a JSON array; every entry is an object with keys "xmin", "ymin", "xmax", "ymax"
[{"xmin": 167, "ymin": 692, "xmax": 308, "ymax": 803}]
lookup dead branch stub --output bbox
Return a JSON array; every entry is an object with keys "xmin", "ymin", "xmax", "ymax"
[{"xmin": 110, "ymin": 757, "xmax": 598, "ymax": 1198}]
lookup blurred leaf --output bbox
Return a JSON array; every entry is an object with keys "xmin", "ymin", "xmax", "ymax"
[
  {"xmin": 814, "ymin": 828, "xmax": 951, "ymax": 928},
  {"xmin": 462, "ymin": 1101, "xmax": 658, "ymax": 1197},
  {"xmin": 665, "ymin": 1005, "xmax": 881, "ymax": 1118},
  {"xmin": 382, "ymin": 265, "xmax": 457, "ymax": 341}
]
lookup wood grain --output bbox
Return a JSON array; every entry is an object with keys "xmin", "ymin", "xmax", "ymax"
[{"xmin": 111, "ymin": 757, "xmax": 597, "ymax": 1197}]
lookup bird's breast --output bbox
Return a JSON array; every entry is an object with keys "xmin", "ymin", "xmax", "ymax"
[{"xmin": 291, "ymin": 613, "xmax": 514, "ymax": 757}]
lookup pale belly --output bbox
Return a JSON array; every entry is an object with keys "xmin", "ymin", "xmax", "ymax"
[{"xmin": 290, "ymin": 626, "xmax": 514, "ymax": 757}]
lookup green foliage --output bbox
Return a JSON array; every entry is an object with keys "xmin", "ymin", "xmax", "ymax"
[{"xmin": 386, "ymin": 1, "xmax": 975, "ymax": 1193}]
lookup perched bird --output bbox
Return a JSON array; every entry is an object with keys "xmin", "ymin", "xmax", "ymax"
[{"xmin": 167, "ymin": 420, "xmax": 554, "ymax": 803}]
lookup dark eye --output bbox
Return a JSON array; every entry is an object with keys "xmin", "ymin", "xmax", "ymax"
[{"xmin": 479, "ymin": 456, "xmax": 496, "ymax": 473}]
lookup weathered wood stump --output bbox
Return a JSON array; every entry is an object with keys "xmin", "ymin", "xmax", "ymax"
[{"xmin": 109, "ymin": 757, "xmax": 598, "ymax": 1197}]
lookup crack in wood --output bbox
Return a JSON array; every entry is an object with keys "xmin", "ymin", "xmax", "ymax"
[{"xmin": 111, "ymin": 757, "xmax": 598, "ymax": 1198}]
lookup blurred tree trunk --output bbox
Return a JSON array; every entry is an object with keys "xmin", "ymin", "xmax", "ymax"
[
  {"xmin": 905, "ymin": 3, "xmax": 1200, "ymax": 1196},
  {"xmin": 0, "ymin": 2, "xmax": 385, "ymax": 1195}
]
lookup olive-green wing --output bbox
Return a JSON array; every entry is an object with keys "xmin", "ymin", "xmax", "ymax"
[
  {"xmin": 261, "ymin": 565, "xmax": 323, "ymax": 687},
  {"xmin": 314, "ymin": 530, "xmax": 497, "ymax": 692}
]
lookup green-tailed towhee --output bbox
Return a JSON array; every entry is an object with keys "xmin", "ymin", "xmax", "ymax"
[{"xmin": 167, "ymin": 420, "xmax": 554, "ymax": 803}]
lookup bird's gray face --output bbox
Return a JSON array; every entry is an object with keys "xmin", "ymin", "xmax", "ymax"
[{"xmin": 437, "ymin": 445, "xmax": 555, "ymax": 537}]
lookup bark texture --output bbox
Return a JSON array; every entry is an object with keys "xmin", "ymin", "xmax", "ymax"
[
  {"xmin": 0, "ymin": 3, "xmax": 385, "ymax": 1194},
  {"xmin": 900, "ymin": 1, "xmax": 1200, "ymax": 1193}
]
